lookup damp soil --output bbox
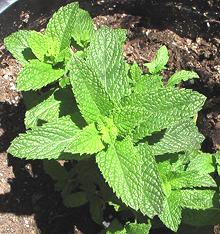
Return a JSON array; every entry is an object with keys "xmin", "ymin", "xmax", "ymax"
[{"xmin": 0, "ymin": 0, "xmax": 220, "ymax": 233}]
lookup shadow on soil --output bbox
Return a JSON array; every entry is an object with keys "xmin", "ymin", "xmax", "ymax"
[{"xmin": 0, "ymin": 102, "xmax": 101, "ymax": 234}]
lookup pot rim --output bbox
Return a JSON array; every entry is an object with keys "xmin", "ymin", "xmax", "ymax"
[{"xmin": 0, "ymin": 0, "xmax": 18, "ymax": 14}]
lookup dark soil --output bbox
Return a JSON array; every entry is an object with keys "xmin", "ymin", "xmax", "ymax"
[{"xmin": 0, "ymin": 0, "xmax": 220, "ymax": 233}]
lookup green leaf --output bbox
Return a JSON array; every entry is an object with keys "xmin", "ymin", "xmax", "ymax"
[
  {"xmin": 129, "ymin": 62, "xmax": 163, "ymax": 94},
  {"xmin": 4, "ymin": 30, "xmax": 32, "ymax": 65},
  {"xmin": 96, "ymin": 138, "xmax": 164, "ymax": 218},
  {"xmin": 169, "ymin": 171, "xmax": 216, "ymax": 189},
  {"xmin": 129, "ymin": 62, "xmax": 143, "ymax": 81},
  {"xmin": 24, "ymin": 87, "xmax": 78, "ymax": 129},
  {"xmin": 134, "ymin": 74, "xmax": 163, "ymax": 94},
  {"xmin": 181, "ymin": 189, "xmax": 215, "ymax": 210},
  {"xmin": 87, "ymin": 27, "xmax": 130, "ymax": 104},
  {"xmin": 70, "ymin": 56, "xmax": 113, "ymax": 123},
  {"xmin": 25, "ymin": 92, "xmax": 61, "ymax": 129},
  {"xmin": 114, "ymin": 28, "xmax": 127, "ymax": 45},
  {"xmin": 63, "ymin": 191, "xmax": 88, "ymax": 208},
  {"xmin": 17, "ymin": 60, "xmax": 64, "ymax": 91},
  {"xmin": 8, "ymin": 117, "xmax": 79, "ymax": 160},
  {"xmin": 98, "ymin": 117, "xmax": 119, "ymax": 145},
  {"xmin": 106, "ymin": 219, "xmax": 125, "ymax": 234},
  {"xmin": 89, "ymin": 195, "xmax": 104, "ymax": 224},
  {"xmin": 65, "ymin": 123, "xmax": 105, "ymax": 155},
  {"xmin": 215, "ymin": 151, "xmax": 220, "ymax": 175},
  {"xmin": 125, "ymin": 222, "xmax": 151, "ymax": 234},
  {"xmin": 71, "ymin": 8, "xmax": 94, "ymax": 47},
  {"xmin": 144, "ymin": 45, "xmax": 169, "ymax": 74},
  {"xmin": 43, "ymin": 160, "xmax": 69, "ymax": 190},
  {"xmin": 113, "ymin": 106, "xmax": 145, "ymax": 135},
  {"xmin": 152, "ymin": 119, "xmax": 204, "ymax": 155},
  {"xmin": 46, "ymin": 3, "xmax": 79, "ymax": 51},
  {"xmin": 55, "ymin": 47, "xmax": 72, "ymax": 65},
  {"xmin": 159, "ymin": 191, "xmax": 182, "ymax": 232},
  {"xmin": 28, "ymin": 31, "xmax": 59, "ymax": 61},
  {"xmin": 131, "ymin": 88, "xmax": 206, "ymax": 141},
  {"xmin": 187, "ymin": 151, "xmax": 215, "ymax": 174},
  {"xmin": 182, "ymin": 208, "xmax": 220, "ymax": 226},
  {"xmin": 167, "ymin": 70, "xmax": 199, "ymax": 87}
]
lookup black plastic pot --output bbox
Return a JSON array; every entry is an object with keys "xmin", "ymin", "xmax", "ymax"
[{"xmin": 0, "ymin": 0, "xmax": 18, "ymax": 14}]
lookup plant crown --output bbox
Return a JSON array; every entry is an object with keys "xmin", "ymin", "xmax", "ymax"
[{"xmin": 5, "ymin": 3, "xmax": 220, "ymax": 233}]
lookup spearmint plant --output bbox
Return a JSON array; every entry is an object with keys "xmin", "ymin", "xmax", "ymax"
[{"xmin": 4, "ymin": 3, "xmax": 220, "ymax": 233}]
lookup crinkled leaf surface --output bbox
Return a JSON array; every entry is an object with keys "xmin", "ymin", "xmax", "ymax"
[
  {"xmin": 129, "ymin": 63, "xmax": 163, "ymax": 93},
  {"xmin": 167, "ymin": 70, "xmax": 199, "ymax": 87},
  {"xmin": 4, "ymin": 30, "xmax": 32, "ymax": 65},
  {"xmin": 28, "ymin": 31, "xmax": 59, "ymax": 61},
  {"xmin": 71, "ymin": 8, "xmax": 94, "ymax": 46},
  {"xmin": 46, "ymin": 3, "xmax": 94, "ymax": 50},
  {"xmin": 134, "ymin": 74, "xmax": 163, "ymax": 94},
  {"xmin": 181, "ymin": 189, "xmax": 215, "ymax": 210},
  {"xmin": 130, "ymin": 88, "xmax": 206, "ymax": 140},
  {"xmin": 46, "ymin": 2, "xmax": 79, "ymax": 51},
  {"xmin": 152, "ymin": 119, "xmax": 204, "ymax": 155},
  {"xmin": 114, "ymin": 28, "xmax": 127, "ymax": 45},
  {"xmin": 17, "ymin": 60, "xmax": 64, "ymax": 91},
  {"xmin": 96, "ymin": 138, "xmax": 164, "ymax": 218},
  {"xmin": 144, "ymin": 45, "xmax": 169, "ymax": 74},
  {"xmin": 8, "ymin": 117, "xmax": 79, "ymax": 159},
  {"xmin": 125, "ymin": 222, "xmax": 151, "ymax": 234},
  {"xmin": 70, "ymin": 57, "xmax": 113, "ymax": 123},
  {"xmin": 25, "ymin": 92, "xmax": 61, "ymax": 129},
  {"xmin": 25, "ymin": 87, "xmax": 77, "ymax": 129},
  {"xmin": 87, "ymin": 27, "xmax": 130, "ymax": 104},
  {"xmin": 113, "ymin": 106, "xmax": 145, "ymax": 135},
  {"xmin": 159, "ymin": 191, "xmax": 182, "ymax": 232},
  {"xmin": 129, "ymin": 62, "xmax": 143, "ymax": 82},
  {"xmin": 169, "ymin": 171, "xmax": 216, "ymax": 189},
  {"xmin": 187, "ymin": 151, "xmax": 215, "ymax": 174},
  {"xmin": 215, "ymin": 151, "xmax": 220, "ymax": 175},
  {"xmin": 65, "ymin": 123, "xmax": 105, "ymax": 155}
]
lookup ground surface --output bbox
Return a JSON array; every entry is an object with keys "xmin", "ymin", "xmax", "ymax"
[{"xmin": 0, "ymin": 0, "xmax": 220, "ymax": 233}]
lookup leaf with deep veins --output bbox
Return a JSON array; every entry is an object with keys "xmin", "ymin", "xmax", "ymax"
[
  {"xmin": 167, "ymin": 70, "xmax": 199, "ymax": 87},
  {"xmin": 87, "ymin": 27, "xmax": 130, "ymax": 104},
  {"xmin": 181, "ymin": 189, "xmax": 215, "ymax": 210},
  {"xmin": 65, "ymin": 123, "xmax": 105, "ymax": 155},
  {"xmin": 159, "ymin": 191, "xmax": 182, "ymax": 232},
  {"xmin": 71, "ymin": 8, "xmax": 95, "ymax": 46},
  {"xmin": 145, "ymin": 45, "xmax": 169, "ymax": 74},
  {"xmin": 70, "ymin": 56, "xmax": 113, "ymax": 123},
  {"xmin": 24, "ymin": 88, "xmax": 77, "ymax": 129},
  {"xmin": 4, "ymin": 5, "xmax": 213, "ymax": 232},
  {"xmin": 17, "ymin": 60, "xmax": 64, "ymax": 91},
  {"xmin": 25, "ymin": 92, "xmax": 61, "ymax": 129},
  {"xmin": 152, "ymin": 119, "xmax": 204, "ymax": 155},
  {"xmin": 28, "ymin": 31, "xmax": 59, "ymax": 61},
  {"xmin": 4, "ymin": 30, "xmax": 32, "ymax": 65},
  {"xmin": 46, "ymin": 3, "xmax": 79, "ymax": 51},
  {"xmin": 46, "ymin": 3, "xmax": 94, "ymax": 50},
  {"xmin": 130, "ymin": 88, "xmax": 206, "ymax": 140},
  {"xmin": 8, "ymin": 117, "xmax": 79, "ymax": 160},
  {"xmin": 96, "ymin": 138, "xmax": 164, "ymax": 218}
]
